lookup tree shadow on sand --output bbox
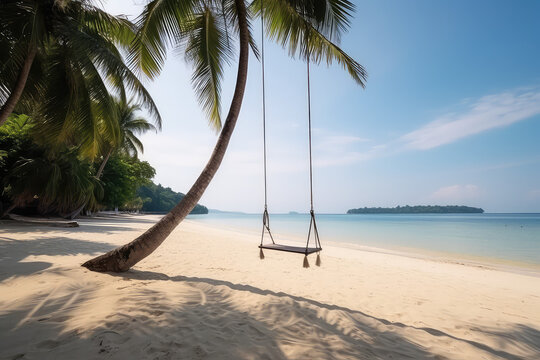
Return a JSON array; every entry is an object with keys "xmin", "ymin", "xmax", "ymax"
[
  {"xmin": 2, "ymin": 265, "xmax": 538, "ymax": 359},
  {"xmin": 0, "ymin": 275, "xmax": 436, "ymax": 360},
  {"xmin": 0, "ymin": 284, "xmax": 291, "ymax": 360},
  {"xmin": 0, "ymin": 215, "xmax": 161, "ymax": 236},
  {"xmin": 0, "ymin": 236, "xmax": 116, "ymax": 281},
  {"xmin": 111, "ymin": 270, "xmax": 540, "ymax": 360}
]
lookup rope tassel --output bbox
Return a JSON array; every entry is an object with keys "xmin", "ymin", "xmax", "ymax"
[
  {"xmin": 303, "ymin": 255, "xmax": 310, "ymax": 268},
  {"xmin": 259, "ymin": 248, "xmax": 265, "ymax": 260},
  {"xmin": 316, "ymin": 253, "xmax": 321, "ymax": 267}
]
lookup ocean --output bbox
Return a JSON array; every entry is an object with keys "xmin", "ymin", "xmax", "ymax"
[{"xmin": 186, "ymin": 213, "xmax": 540, "ymax": 267}]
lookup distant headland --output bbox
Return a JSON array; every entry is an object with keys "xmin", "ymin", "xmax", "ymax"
[{"xmin": 347, "ymin": 205, "xmax": 484, "ymax": 214}]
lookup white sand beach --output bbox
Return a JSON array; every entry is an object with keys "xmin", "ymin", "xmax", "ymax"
[{"xmin": 1, "ymin": 214, "xmax": 539, "ymax": 359}]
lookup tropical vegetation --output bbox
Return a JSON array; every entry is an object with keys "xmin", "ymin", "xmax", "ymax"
[
  {"xmin": 0, "ymin": 0, "xmax": 163, "ymax": 217},
  {"xmin": 0, "ymin": 114, "xmax": 101, "ymax": 216},
  {"xmin": 0, "ymin": 114, "xmax": 207, "ymax": 217},
  {"xmin": 138, "ymin": 183, "xmax": 209, "ymax": 214}
]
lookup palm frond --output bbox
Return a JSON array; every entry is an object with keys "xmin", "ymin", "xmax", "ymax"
[
  {"xmin": 124, "ymin": 129, "xmax": 145, "ymax": 155},
  {"xmin": 105, "ymin": 96, "xmax": 157, "ymax": 158},
  {"xmin": 35, "ymin": 41, "xmax": 117, "ymax": 159},
  {"xmin": 80, "ymin": 4, "xmax": 137, "ymax": 48},
  {"xmin": 129, "ymin": 0, "xmax": 200, "ymax": 79},
  {"xmin": 253, "ymin": 0, "xmax": 366, "ymax": 86},
  {"xmin": 61, "ymin": 18, "xmax": 163, "ymax": 129},
  {"xmin": 6, "ymin": 148, "xmax": 101, "ymax": 214},
  {"xmin": 184, "ymin": 5, "xmax": 233, "ymax": 130},
  {"xmin": 126, "ymin": 117, "xmax": 158, "ymax": 134}
]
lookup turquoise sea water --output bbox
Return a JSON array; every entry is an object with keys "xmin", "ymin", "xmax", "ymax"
[{"xmin": 186, "ymin": 213, "xmax": 540, "ymax": 266}]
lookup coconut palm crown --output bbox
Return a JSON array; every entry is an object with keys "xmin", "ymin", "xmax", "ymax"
[
  {"xmin": 129, "ymin": 0, "xmax": 366, "ymax": 130},
  {"xmin": 95, "ymin": 96, "xmax": 157, "ymax": 180}
]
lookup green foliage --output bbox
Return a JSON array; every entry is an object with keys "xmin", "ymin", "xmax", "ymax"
[
  {"xmin": 253, "ymin": 0, "xmax": 366, "ymax": 86},
  {"xmin": 185, "ymin": 6, "xmax": 234, "ymax": 129},
  {"xmin": 7, "ymin": 148, "xmax": 102, "ymax": 215},
  {"xmin": 132, "ymin": 0, "xmax": 235, "ymax": 131},
  {"xmin": 137, "ymin": 183, "xmax": 208, "ymax": 214},
  {"xmin": 100, "ymin": 154, "xmax": 156, "ymax": 209},
  {"xmin": 110, "ymin": 97, "xmax": 157, "ymax": 157},
  {"xmin": 1, "ymin": 116, "xmax": 101, "ymax": 215},
  {"xmin": 0, "ymin": 0, "xmax": 161, "ymax": 158},
  {"xmin": 346, "ymin": 206, "xmax": 485, "ymax": 214},
  {"xmin": 1, "ymin": 115, "xmax": 203, "ymax": 216},
  {"xmin": 0, "ymin": 115, "xmax": 41, "ymax": 208}
]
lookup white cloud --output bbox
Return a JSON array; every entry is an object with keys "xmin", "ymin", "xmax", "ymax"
[
  {"xmin": 402, "ymin": 88, "xmax": 540, "ymax": 150},
  {"xmin": 431, "ymin": 184, "xmax": 480, "ymax": 202}
]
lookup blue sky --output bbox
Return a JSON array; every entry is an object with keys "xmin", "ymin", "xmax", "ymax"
[{"xmin": 103, "ymin": 0, "xmax": 540, "ymax": 213}]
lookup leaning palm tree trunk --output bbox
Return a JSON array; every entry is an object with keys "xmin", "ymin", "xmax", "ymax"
[
  {"xmin": 0, "ymin": 45, "xmax": 37, "ymax": 126},
  {"xmin": 95, "ymin": 148, "xmax": 113, "ymax": 179},
  {"xmin": 82, "ymin": 0, "xmax": 250, "ymax": 272}
]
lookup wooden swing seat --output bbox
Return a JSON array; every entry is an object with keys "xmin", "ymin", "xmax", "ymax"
[{"xmin": 259, "ymin": 244, "xmax": 321, "ymax": 255}]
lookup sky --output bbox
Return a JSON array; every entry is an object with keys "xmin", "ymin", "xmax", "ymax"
[{"xmin": 102, "ymin": 0, "xmax": 540, "ymax": 213}]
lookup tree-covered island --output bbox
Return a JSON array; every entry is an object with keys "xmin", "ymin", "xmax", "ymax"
[{"xmin": 347, "ymin": 205, "xmax": 484, "ymax": 214}]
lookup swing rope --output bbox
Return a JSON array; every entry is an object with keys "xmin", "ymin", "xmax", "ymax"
[
  {"xmin": 260, "ymin": 0, "xmax": 274, "ymax": 257},
  {"xmin": 261, "ymin": 0, "xmax": 268, "ymax": 211},
  {"xmin": 306, "ymin": 33, "xmax": 314, "ymax": 213},
  {"xmin": 304, "ymin": 21, "xmax": 322, "ymax": 266},
  {"xmin": 259, "ymin": 2, "xmax": 321, "ymax": 266}
]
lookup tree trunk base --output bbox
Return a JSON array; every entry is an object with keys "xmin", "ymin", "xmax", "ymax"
[
  {"xmin": 81, "ymin": 241, "xmax": 142, "ymax": 272},
  {"xmin": 81, "ymin": 248, "xmax": 131, "ymax": 272}
]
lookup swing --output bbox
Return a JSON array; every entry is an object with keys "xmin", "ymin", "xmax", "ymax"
[{"xmin": 258, "ymin": 1, "xmax": 322, "ymax": 268}]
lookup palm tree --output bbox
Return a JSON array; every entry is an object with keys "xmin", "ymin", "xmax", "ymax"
[
  {"xmin": 96, "ymin": 96, "xmax": 158, "ymax": 179},
  {"xmin": 82, "ymin": 0, "xmax": 366, "ymax": 272},
  {"xmin": 0, "ymin": 0, "xmax": 161, "ymax": 158},
  {"xmin": 62, "ymin": 96, "xmax": 158, "ymax": 219}
]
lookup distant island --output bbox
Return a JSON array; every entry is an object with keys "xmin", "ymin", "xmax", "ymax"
[{"xmin": 347, "ymin": 205, "xmax": 484, "ymax": 214}]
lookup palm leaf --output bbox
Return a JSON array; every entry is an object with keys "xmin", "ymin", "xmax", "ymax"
[
  {"xmin": 129, "ymin": 0, "xmax": 201, "ymax": 79},
  {"xmin": 60, "ymin": 18, "xmax": 163, "ymax": 129},
  {"xmin": 253, "ymin": 0, "xmax": 366, "ymax": 86},
  {"xmin": 184, "ymin": 5, "xmax": 233, "ymax": 130}
]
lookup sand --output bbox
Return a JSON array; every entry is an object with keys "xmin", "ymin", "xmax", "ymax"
[{"xmin": 1, "ymin": 214, "xmax": 539, "ymax": 360}]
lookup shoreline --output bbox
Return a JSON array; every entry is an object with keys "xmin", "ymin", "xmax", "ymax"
[
  {"xmin": 182, "ymin": 216, "xmax": 540, "ymax": 278},
  {"xmin": 4, "ymin": 213, "xmax": 540, "ymax": 276}
]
